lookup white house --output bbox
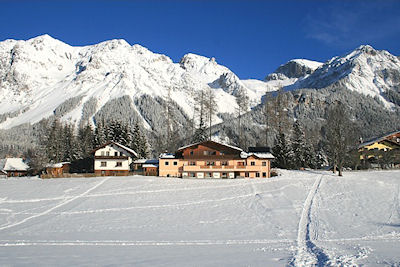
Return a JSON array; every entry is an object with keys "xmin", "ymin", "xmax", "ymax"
[{"xmin": 93, "ymin": 142, "xmax": 138, "ymax": 176}]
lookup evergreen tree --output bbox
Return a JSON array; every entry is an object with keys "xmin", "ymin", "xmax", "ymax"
[
  {"xmin": 291, "ymin": 121, "xmax": 316, "ymax": 169},
  {"xmin": 130, "ymin": 122, "xmax": 149, "ymax": 158},
  {"xmin": 272, "ymin": 132, "xmax": 293, "ymax": 169},
  {"xmin": 94, "ymin": 120, "xmax": 107, "ymax": 147},
  {"xmin": 46, "ymin": 119, "xmax": 64, "ymax": 163},
  {"xmin": 78, "ymin": 124, "xmax": 94, "ymax": 158}
]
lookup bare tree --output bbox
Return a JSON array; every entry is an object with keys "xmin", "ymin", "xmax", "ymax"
[
  {"xmin": 204, "ymin": 87, "xmax": 217, "ymax": 140},
  {"xmin": 192, "ymin": 88, "xmax": 208, "ymax": 142},
  {"xmin": 235, "ymin": 87, "xmax": 249, "ymax": 148},
  {"xmin": 323, "ymin": 102, "xmax": 357, "ymax": 176}
]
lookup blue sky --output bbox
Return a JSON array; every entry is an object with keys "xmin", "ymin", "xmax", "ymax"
[{"xmin": 1, "ymin": 0, "xmax": 399, "ymax": 79}]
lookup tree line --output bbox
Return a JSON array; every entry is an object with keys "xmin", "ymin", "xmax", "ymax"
[{"xmin": 28, "ymin": 119, "xmax": 149, "ymax": 172}]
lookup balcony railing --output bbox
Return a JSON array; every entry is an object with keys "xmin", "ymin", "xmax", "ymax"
[{"xmin": 183, "ymin": 165, "xmax": 264, "ymax": 171}]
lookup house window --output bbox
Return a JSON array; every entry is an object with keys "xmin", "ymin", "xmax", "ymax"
[
  {"xmin": 221, "ymin": 172, "xmax": 227, "ymax": 178},
  {"xmin": 101, "ymin": 151, "xmax": 105, "ymax": 156},
  {"xmin": 165, "ymin": 161, "xmax": 169, "ymax": 166},
  {"xmin": 245, "ymin": 172, "xmax": 249, "ymax": 177},
  {"xmin": 237, "ymin": 162, "xmax": 245, "ymax": 166},
  {"xmin": 221, "ymin": 161, "xmax": 228, "ymax": 166},
  {"xmin": 262, "ymin": 172, "xmax": 267, "ymax": 177},
  {"xmin": 120, "ymin": 152, "xmax": 123, "ymax": 156},
  {"xmin": 203, "ymin": 151, "xmax": 208, "ymax": 155},
  {"xmin": 206, "ymin": 161, "xmax": 215, "ymax": 166},
  {"xmin": 210, "ymin": 151, "xmax": 216, "ymax": 155},
  {"xmin": 205, "ymin": 172, "xmax": 212, "ymax": 178},
  {"xmin": 115, "ymin": 162, "xmax": 122, "ymax": 167},
  {"xmin": 190, "ymin": 151, "xmax": 194, "ymax": 155},
  {"xmin": 262, "ymin": 162, "xmax": 266, "ymax": 166},
  {"xmin": 189, "ymin": 161, "xmax": 196, "ymax": 166},
  {"xmin": 173, "ymin": 161, "xmax": 178, "ymax": 166},
  {"xmin": 256, "ymin": 172, "xmax": 260, "ymax": 177},
  {"xmin": 251, "ymin": 162, "xmax": 255, "ymax": 166},
  {"xmin": 220, "ymin": 151, "xmax": 225, "ymax": 155},
  {"xmin": 189, "ymin": 172, "xmax": 196, "ymax": 177},
  {"xmin": 100, "ymin": 162, "xmax": 107, "ymax": 167},
  {"xmin": 114, "ymin": 152, "xmax": 118, "ymax": 156},
  {"xmin": 106, "ymin": 151, "xmax": 110, "ymax": 156}
]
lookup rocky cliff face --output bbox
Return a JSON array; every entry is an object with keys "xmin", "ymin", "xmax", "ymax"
[{"xmin": 265, "ymin": 59, "xmax": 323, "ymax": 81}]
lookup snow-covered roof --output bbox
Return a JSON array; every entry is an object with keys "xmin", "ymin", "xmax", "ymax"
[
  {"xmin": 177, "ymin": 140, "xmax": 243, "ymax": 152},
  {"xmin": 240, "ymin": 152, "xmax": 275, "ymax": 159},
  {"xmin": 93, "ymin": 141, "xmax": 138, "ymax": 158},
  {"xmin": 114, "ymin": 142, "xmax": 138, "ymax": 158},
  {"xmin": 143, "ymin": 164, "xmax": 158, "ymax": 168},
  {"xmin": 45, "ymin": 162, "xmax": 70, "ymax": 168},
  {"xmin": 133, "ymin": 159, "xmax": 159, "ymax": 164},
  {"xmin": 0, "ymin": 158, "xmax": 29, "ymax": 172},
  {"xmin": 159, "ymin": 153, "xmax": 176, "ymax": 159}
]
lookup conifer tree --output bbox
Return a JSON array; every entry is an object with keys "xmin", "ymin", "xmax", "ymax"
[
  {"xmin": 291, "ymin": 121, "xmax": 315, "ymax": 169},
  {"xmin": 94, "ymin": 120, "xmax": 107, "ymax": 147},
  {"xmin": 78, "ymin": 124, "xmax": 94, "ymax": 158},
  {"xmin": 272, "ymin": 132, "xmax": 293, "ymax": 169}
]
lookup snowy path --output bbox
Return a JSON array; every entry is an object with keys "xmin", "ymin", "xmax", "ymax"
[{"xmin": 292, "ymin": 174, "xmax": 327, "ymax": 267}]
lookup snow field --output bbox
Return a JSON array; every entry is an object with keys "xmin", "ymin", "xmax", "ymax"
[{"xmin": 0, "ymin": 170, "xmax": 399, "ymax": 266}]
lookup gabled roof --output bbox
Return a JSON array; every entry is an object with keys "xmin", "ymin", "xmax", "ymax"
[
  {"xmin": 176, "ymin": 140, "xmax": 243, "ymax": 153},
  {"xmin": 359, "ymin": 130, "xmax": 400, "ymax": 149},
  {"xmin": 0, "ymin": 158, "xmax": 29, "ymax": 172},
  {"xmin": 92, "ymin": 141, "xmax": 138, "ymax": 157},
  {"xmin": 241, "ymin": 152, "xmax": 275, "ymax": 159}
]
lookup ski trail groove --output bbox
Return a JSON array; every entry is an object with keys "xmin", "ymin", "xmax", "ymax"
[
  {"xmin": 0, "ymin": 177, "xmax": 110, "ymax": 231},
  {"xmin": 0, "ymin": 238, "xmax": 295, "ymax": 247},
  {"xmin": 292, "ymin": 174, "xmax": 329, "ymax": 267}
]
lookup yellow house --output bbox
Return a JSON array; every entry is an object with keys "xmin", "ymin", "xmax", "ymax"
[{"xmin": 358, "ymin": 131, "xmax": 400, "ymax": 160}]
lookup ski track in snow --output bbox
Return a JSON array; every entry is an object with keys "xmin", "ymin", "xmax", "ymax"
[
  {"xmin": 0, "ymin": 177, "xmax": 110, "ymax": 231},
  {"xmin": 0, "ymin": 180, "xmax": 305, "ymax": 207},
  {"xmin": 292, "ymin": 174, "xmax": 329, "ymax": 267},
  {"xmin": 0, "ymin": 239, "xmax": 295, "ymax": 247}
]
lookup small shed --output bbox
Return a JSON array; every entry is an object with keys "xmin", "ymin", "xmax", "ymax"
[
  {"xmin": 133, "ymin": 159, "xmax": 159, "ymax": 176},
  {"xmin": 142, "ymin": 164, "xmax": 158, "ymax": 176},
  {"xmin": 45, "ymin": 162, "xmax": 71, "ymax": 177}
]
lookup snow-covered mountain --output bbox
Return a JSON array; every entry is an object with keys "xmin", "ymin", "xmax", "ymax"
[
  {"xmin": 285, "ymin": 45, "xmax": 400, "ymax": 108},
  {"xmin": 0, "ymin": 35, "xmax": 278, "ymax": 130},
  {"xmin": 1, "ymin": 35, "xmax": 400, "ymax": 155}
]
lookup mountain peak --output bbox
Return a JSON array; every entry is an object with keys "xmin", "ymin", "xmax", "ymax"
[{"xmin": 355, "ymin": 44, "xmax": 377, "ymax": 55}]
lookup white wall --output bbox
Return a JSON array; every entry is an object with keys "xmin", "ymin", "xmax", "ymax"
[{"xmin": 94, "ymin": 144, "xmax": 133, "ymax": 171}]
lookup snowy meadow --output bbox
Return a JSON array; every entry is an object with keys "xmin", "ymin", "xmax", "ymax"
[{"xmin": 0, "ymin": 170, "xmax": 399, "ymax": 266}]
